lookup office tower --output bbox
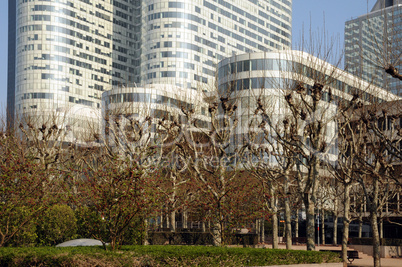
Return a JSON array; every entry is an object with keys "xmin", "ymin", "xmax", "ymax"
[
  {"xmin": 141, "ymin": 0, "xmax": 292, "ymax": 91},
  {"xmin": 8, "ymin": 0, "xmax": 141, "ymax": 136},
  {"xmin": 7, "ymin": 1, "xmax": 16, "ymax": 126},
  {"xmin": 345, "ymin": 0, "xmax": 401, "ymax": 96},
  {"xmin": 8, "ymin": 0, "xmax": 292, "ymax": 138}
]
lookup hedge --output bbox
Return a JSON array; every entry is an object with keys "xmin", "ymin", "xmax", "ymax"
[{"xmin": 0, "ymin": 245, "xmax": 342, "ymax": 267}]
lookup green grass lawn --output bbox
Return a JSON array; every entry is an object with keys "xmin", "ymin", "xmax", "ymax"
[{"xmin": 0, "ymin": 245, "xmax": 342, "ymax": 266}]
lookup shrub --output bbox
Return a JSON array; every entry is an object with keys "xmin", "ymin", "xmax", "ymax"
[
  {"xmin": 0, "ymin": 245, "xmax": 342, "ymax": 266},
  {"xmin": 74, "ymin": 206, "xmax": 107, "ymax": 241},
  {"xmin": 121, "ymin": 217, "xmax": 146, "ymax": 245},
  {"xmin": 0, "ymin": 206, "xmax": 37, "ymax": 247},
  {"xmin": 75, "ymin": 207, "xmax": 145, "ymax": 246},
  {"xmin": 37, "ymin": 204, "xmax": 77, "ymax": 246}
]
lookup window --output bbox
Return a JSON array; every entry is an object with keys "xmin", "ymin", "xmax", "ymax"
[{"xmin": 160, "ymin": 71, "xmax": 176, "ymax": 77}]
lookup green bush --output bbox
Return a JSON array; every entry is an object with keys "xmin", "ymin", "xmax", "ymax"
[
  {"xmin": 121, "ymin": 217, "xmax": 146, "ymax": 245},
  {"xmin": 75, "ymin": 206, "xmax": 145, "ymax": 245},
  {"xmin": 74, "ymin": 206, "xmax": 107, "ymax": 241},
  {"xmin": 37, "ymin": 205, "xmax": 77, "ymax": 246},
  {"xmin": 0, "ymin": 206, "xmax": 37, "ymax": 247},
  {"xmin": 0, "ymin": 245, "xmax": 342, "ymax": 266}
]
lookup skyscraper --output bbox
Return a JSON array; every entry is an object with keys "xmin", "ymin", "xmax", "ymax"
[
  {"xmin": 345, "ymin": 0, "xmax": 401, "ymax": 96},
  {"xmin": 8, "ymin": 0, "xmax": 141, "ymax": 134},
  {"xmin": 141, "ymin": 0, "xmax": 292, "ymax": 90},
  {"xmin": 8, "ymin": 0, "xmax": 292, "ymax": 136}
]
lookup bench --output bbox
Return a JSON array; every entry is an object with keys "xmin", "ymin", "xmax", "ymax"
[
  {"xmin": 320, "ymin": 249, "xmax": 359, "ymax": 263},
  {"xmin": 291, "ymin": 237, "xmax": 307, "ymax": 244}
]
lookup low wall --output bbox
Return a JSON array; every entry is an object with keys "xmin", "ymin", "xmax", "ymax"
[{"xmin": 349, "ymin": 244, "xmax": 402, "ymax": 258}]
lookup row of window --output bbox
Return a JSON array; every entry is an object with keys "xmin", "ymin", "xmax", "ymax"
[
  {"xmin": 105, "ymin": 110, "xmax": 210, "ymax": 134},
  {"xmin": 207, "ymin": 0, "xmax": 290, "ymax": 30},
  {"xmin": 147, "ymin": 11, "xmax": 289, "ymax": 50},
  {"xmin": 219, "ymin": 75, "xmax": 383, "ymax": 104},
  {"xmin": 145, "ymin": 71, "xmax": 208, "ymax": 84},
  {"xmin": 218, "ymin": 58, "xmax": 286, "ymax": 78},
  {"xmin": 21, "ymin": 92, "xmax": 53, "ymax": 100},
  {"xmin": 104, "ymin": 92, "xmax": 195, "ymax": 111},
  {"xmin": 204, "ymin": 0, "xmax": 291, "ymax": 44},
  {"xmin": 69, "ymin": 96, "xmax": 95, "ymax": 107}
]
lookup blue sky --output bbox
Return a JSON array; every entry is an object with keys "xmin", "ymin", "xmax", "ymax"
[{"xmin": 0, "ymin": 0, "xmax": 377, "ymax": 115}]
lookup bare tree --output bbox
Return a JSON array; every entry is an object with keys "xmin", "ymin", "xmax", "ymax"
[
  {"xmin": 326, "ymin": 92, "xmax": 366, "ymax": 262},
  {"xmin": 272, "ymin": 51, "xmax": 340, "ymax": 251},
  {"xmin": 243, "ymin": 92, "xmax": 297, "ymax": 249},
  {"xmin": 153, "ymin": 118, "xmax": 190, "ymax": 232},
  {"xmin": 355, "ymin": 101, "xmax": 401, "ymax": 267},
  {"xmin": 173, "ymin": 88, "xmax": 263, "ymax": 246},
  {"xmin": 0, "ymin": 122, "xmax": 58, "ymax": 247}
]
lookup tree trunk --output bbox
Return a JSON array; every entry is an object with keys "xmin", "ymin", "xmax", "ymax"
[
  {"xmin": 165, "ymin": 212, "xmax": 170, "ymax": 228},
  {"xmin": 170, "ymin": 173, "xmax": 177, "ymax": 232},
  {"xmin": 305, "ymin": 195, "xmax": 315, "ymax": 251},
  {"xmin": 256, "ymin": 218, "xmax": 265, "ymax": 243},
  {"xmin": 260, "ymin": 218, "xmax": 265, "ymax": 243},
  {"xmin": 285, "ymin": 197, "xmax": 292, "ymax": 249},
  {"xmin": 358, "ymin": 205, "xmax": 363, "ymax": 238},
  {"xmin": 321, "ymin": 208, "xmax": 325, "ymax": 245},
  {"xmin": 170, "ymin": 210, "xmax": 176, "ymax": 232},
  {"xmin": 371, "ymin": 210, "xmax": 381, "ymax": 267},
  {"xmin": 270, "ymin": 188, "xmax": 278, "ymax": 249},
  {"xmin": 111, "ymin": 238, "xmax": 117, "ymax": 251},
  {"xmin": 333, "ymin": 199, "xmax": 338, "ymax": 245},
  {"xmin": 0, "ymin": 233, "xmax": 5, "ymax": 248},
  {"xmin": 159, "ymin": 213, "xmax": 163, "ymax": 229},
  {"xmin": 295, "ymin": 209, "xmax": 299, "ymax": 239},
  {"xmin": 379, "ymin": 216, "xmax": 383, "ymax": 239},
  {"xmin": 371, "ymin": 178, "xmax": 381, "ymax": 267},
  {"xmin": 183, "ymin": 210, "xmax": 188, "ymax": 229},
  {"xmin": 212, "ymin": 221, "xmax": 222, "ymax": 246},
  {"xmin": 333, "ymin": 213, "xmax": 338, "ymax": 245},
  {"xmin": 202, "ymin": 221, "xmax": 206, "ymax": 232},
  {"xmin": 342, "ymin": 183, "xmax": 351, "ymax": 263},
  {"xmin": 142, "ymin": 219, "xmax": 149, "ymax": 245},
  {"xmin": 272, "ymin": 211, "xmax": 278, "ymax": 249},
  {"xmin": 304, "ymin": 157, "xmax": 319, "ymax": 251}
]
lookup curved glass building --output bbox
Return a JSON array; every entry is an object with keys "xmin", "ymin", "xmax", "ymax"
[
  {"xmin": 217, "ymin": 51, "xmax": 399, "ymax": 163},
  {"xmin": 8, "ymin": 0, "xmax": 292, "ymax": 138},
  {"xmin": 101, "ymin": 84, "xmax": 210, "ymax": 148},
  {"xmin": 141, "ymin": 0, "xmax": 292, "ymax": 90},
  {"xmin": 8, "ymin": 0, "xmax": 140, "ymax": 135}
]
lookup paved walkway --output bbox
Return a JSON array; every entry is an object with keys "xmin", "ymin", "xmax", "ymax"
[{"xmin": 255, "ymin": 244, "xmax": 402, "ymax": 267}]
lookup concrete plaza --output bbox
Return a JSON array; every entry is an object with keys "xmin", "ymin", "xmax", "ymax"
[{"xmin": 255, "ymin": 243, "xmax": 402, "ymax": 267}]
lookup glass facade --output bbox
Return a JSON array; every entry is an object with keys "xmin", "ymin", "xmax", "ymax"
[
  {"xmin": 141, "ymin": 0, "xmax": 292, "ymax": 91},
  {"xmin": 218, "ymin": 51, "xmax": 397, "ymax": 104},
  {"xmin": 9, "ymin": 0, "xmax": 292, "ymax": 136},
  {"xmin": 216, "ymin": 51, "xmax": 399, "ymax": 163},
  {"xmin": 7, "ymin": 1, "xmax": 16, "ymax": 126},
  {"xmin": 345, "ymin": 0, "xmax": 401, "ymax": 96},
  {"xmin": 11, "ymin": 0, "xmax": 140, "ymax": 132},
  {"xmin": 101, "ymin": 84, "xmax": 210, "ymax": 141}
]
